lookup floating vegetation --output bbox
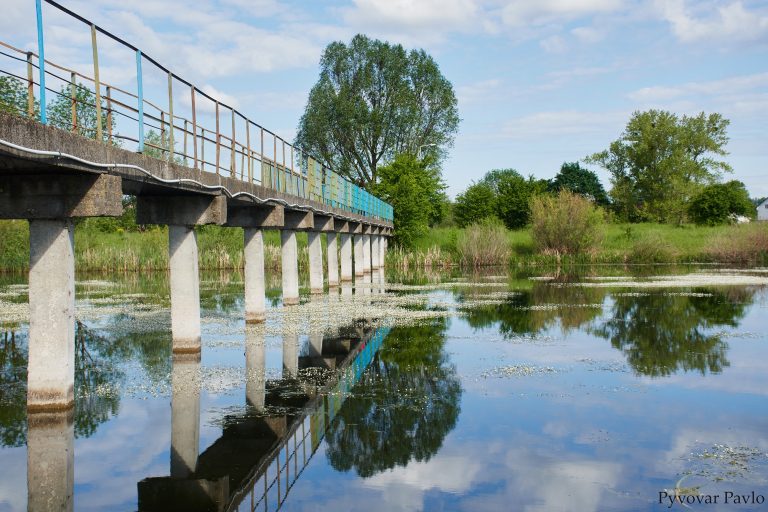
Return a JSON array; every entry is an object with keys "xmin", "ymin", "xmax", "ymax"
[
  {"xmin": 570, "ymin": 273, "xmax": 768, "ymax": 288},
  {"xmin": 681, "ymin": 444, "xmax": 768, "ymax": 484},
  {"xmin": 481, "ymin": 364, "xmax": 559, "ymax": 378},
  {"xmin": 578, "ymin": 358, "xmax": 631, "ymax": 373}
]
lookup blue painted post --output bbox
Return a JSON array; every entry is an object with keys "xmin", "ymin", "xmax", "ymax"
[
  {"xmin": 35, "ymin": 0, "xmax": 47, "ymax": 124},
  {"xmin": 136, "ymin": 50, "xmax": 144, "ymax": 152}
]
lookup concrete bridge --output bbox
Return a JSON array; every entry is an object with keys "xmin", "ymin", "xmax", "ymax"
[{"xmin": 0, "ymin": 0, "xmax": 394, "ymax": 419}]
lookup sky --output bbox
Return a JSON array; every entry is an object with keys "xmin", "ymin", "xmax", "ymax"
[{"xmin": 2, "ymin": 0, "xmax": 767, "ymax": 198}]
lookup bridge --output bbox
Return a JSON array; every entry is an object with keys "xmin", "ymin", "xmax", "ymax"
[{"xmin": 0, "ymin": 0, "xmax": 393, "ymax": 416}]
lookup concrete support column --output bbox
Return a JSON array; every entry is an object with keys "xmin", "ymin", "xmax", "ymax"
[
  {"xmin": 28, "ymin": 219, "xmax": 75, "ymax": 412},
  {"xmin": 383, "ymin": 237, "xmax": 388, "ymax": 265},
  {"xmin": 372, "ymin": 234, "xmax": 380, "ymax": 269},
  {"xmin": 308, "ymin": 231, "xmax": 324, "ymax": 294},
  {"xmin": 327, "ymin": 233, "xmax": 339, "ymax": 287},
  {"xmin": 354, "ymin": 235, "xmax": 364, "ymax": 277},
  {"xmin": 27, "ymin": 411, "xmax": 74, "ymax": 512},
  {"xmin": 170, "ymin": 353, "xmax": 201, "ymax": 479},
  {"xmin": 169, "ymin": 226, "xmax": 201, "ymax": 353},
  {"xmin": 363, "ymin": 234, "xmax": 372, "ymax": 274},
  {"xmin": 282, "ymin": 330, "xmax": 299, "ymax": 378},
  {"xmin": 244, "ymin": 229, "xmax": 266, "ymax": 323},
  {"xmin": 380, "ymin": 235, "xmax": 386, "ymax": 268},
  {"xmin": 340, "ymin": 233, "xmax": 353, "ymax": 282},
  {"xmin": 281, "ymin": 230, "xmax": 299, "ymax": 305},
  {"xmin": 245, "ymin": 325, "xmax": 266, "ymax": 409}
]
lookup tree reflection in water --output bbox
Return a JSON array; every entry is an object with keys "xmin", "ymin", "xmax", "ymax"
[
  {"xmin": 593, "ymin": 288, "xmax": 754, "ymax": 377},
  {"xmin": 324, "ymin": 318, "xmax": 462, "ymax": 478},
  {"xmin": 0, "ymin": 320, "xmax": 171, "ymax": 447}
]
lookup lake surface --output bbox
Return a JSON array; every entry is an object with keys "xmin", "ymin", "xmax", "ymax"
[{"xmin": 1, "ymin": 266, "xmax": 767, "ymax": 511}]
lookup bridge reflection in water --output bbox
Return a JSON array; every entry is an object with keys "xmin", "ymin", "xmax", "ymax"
[{"xmin": 136, "ymin": 321, "xmax": 390, "ymax": 512}]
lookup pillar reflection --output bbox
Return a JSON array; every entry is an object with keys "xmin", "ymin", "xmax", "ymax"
[{"xmin": 27, "ymin": 410, "xmax": 74, "ymax": 512}]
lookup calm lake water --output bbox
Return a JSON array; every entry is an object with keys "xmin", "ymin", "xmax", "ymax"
[{"xmin": 1, "ymin": 266, "xmax": 767, "ymax": 511}]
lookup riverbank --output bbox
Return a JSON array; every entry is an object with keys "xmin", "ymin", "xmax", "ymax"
[{"xmin": 1, "ymin": 219, "xmax": 766, "ymax": 272}]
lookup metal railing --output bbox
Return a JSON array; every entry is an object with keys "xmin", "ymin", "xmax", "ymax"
[{"xmin": 0, "ymin": 0, "xmax": 392, "ymax": 222}]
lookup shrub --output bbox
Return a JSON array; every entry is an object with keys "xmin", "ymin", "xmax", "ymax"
[
  {"xmin": 688, "ymin": 181, "xmax": 754, "ymax": 225},
  {"xmin": 530, "ymin": 190, "xmax": 604, "ymax": 255},
  {"xmin": 456, "ymin": 218, "xmax": 511, "ymax": 267},
  {"xmin": 453, "ymin": 182, "xmax": 497, "ymax": 228}
]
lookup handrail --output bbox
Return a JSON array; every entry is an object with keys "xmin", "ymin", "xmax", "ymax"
[{"xmin": 0, "ymin": 1, "xmax": 393, "ymax": 222}]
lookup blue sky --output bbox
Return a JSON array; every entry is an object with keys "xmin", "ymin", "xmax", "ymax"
[{"xmin": 3, "ymin": 0, "xmax": 767, "ymax": 198}]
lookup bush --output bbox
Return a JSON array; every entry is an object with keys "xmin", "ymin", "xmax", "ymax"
[
  {"xmin": 530, "ymin": 190, "xmax": 604, "ymax": 255},
  {"xmin": 688, "ymin": 181, "xmax": 754, "ymax": 225},
  {"xmin": 456, "ymin": 218, "xmax": 511, "ymax": 267}
]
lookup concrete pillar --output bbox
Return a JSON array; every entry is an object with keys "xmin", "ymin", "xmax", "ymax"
[
  {"xmin": 282, "ymin": 330, "xmax": 299, "ymax": 378},
  {"xmin": 341, "ymin": 283, "xmax": 353, "ymax": 297},
  {"xmin": 340, "ymin": 233, "xmax": 353, "ymax": 282},
  {"xmin": 363, "ymin": 234, "xmax": 372, "ymax": 274},
  {"xmin": 372, "ymin": 234, "xmax": 380, "ymax": 269},
  {"xmin": 380, "ymin": 235, "xmax": 386, "ymax": 268},
  {"xmin": 308, "ymin": 231, "xmax": 324, "ymax": 294},
  {"xmin": 27, "ymin": 411, "xmax": 74, "ymax": 512},
  {"xmin": 244, "ymin": 228, "xmax": 266, "ymax": 323},
  {"xmin": 363, "ymin": 271, "xmax": 372, "ymax": 295},
  {"xmin": 383, "ymin": 237, "xmax": 388, "ymax": 266},
  {"xmin": 281, "ymin": 230, "xmax": 299, "ymax": 306},
  {"xmin": 245, "ymin": 324, "xmax": 266, "ymax": 409},
  {"xmin": 170, "ymin": 353, "xmax": 200, "ymax": 479},
  {"xmin": 169, "ymin": 226, "xmax": 201, "ymax": 353},
  {"xmin": 327, "ymin": 233, "xmax": 339, "ymax": 287},
  {"xmin": 28, "ymin": 219, "xmax": 75, "ymax": 412},
  {"xmin": 354, "ymin": 235, "xmax": 364, "ymax": 277}
]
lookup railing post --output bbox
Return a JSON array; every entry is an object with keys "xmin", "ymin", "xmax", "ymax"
[
  {"xmin": 168, "ymin": 73, "xmax": 174, "ymax": 161},
  {"xmin": 230, "ymin": 108, "xmax": 236, "ymax": 177},
  {"xmin": 136, "ymin": 50, "xmax": 144, "ymax": 153},
  {"xmin": 190, "ymin": 87, "xmax": 197, "ymax": 168},
  {"xmin": 105, "ymin": 85, "xmax": 112, "ymax": 142},
  {"xmin": 34, "ymin": 0, "xmax": 47, "ymax": 124},
  {"xmin": 90, "ymin": 24, "xmax": 102, "ymax": 141},
  {"xmin": 26, "ymin": 52, "xmax": 34, "ymax": 118},
  {"xmin": 215, "ymin": 100, "xmax": 220, "ymax": 174},
  {"xmin": 246, "ymin": 121, "xmax": 251, "ymax": 182},
  {"xmin": 69, "ymin": 72, "xmax": 77, "ymax": 133}
]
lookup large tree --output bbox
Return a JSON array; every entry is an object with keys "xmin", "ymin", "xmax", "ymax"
[
  {"xmin": 295, "ymin": 34, "xmax": 459, "ymax": 186},
  {"xmin": 586, "ymin": 110, "xmax": 731, "ymax": 223}
]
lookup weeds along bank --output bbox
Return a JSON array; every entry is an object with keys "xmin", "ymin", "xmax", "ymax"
[{"xmin": 1, "ymin": 218, "xmax": 766, "ymax": 272}]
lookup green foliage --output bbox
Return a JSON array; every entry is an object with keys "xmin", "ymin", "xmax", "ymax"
[
  {"xmin": 453, "ymin": 181, "xmax": 497, "ymax": 227},
  {"xmin": 586, "ymin": 110, "xmax": 731, "ymax": 223},
  {"xmin": 530, "ymin": 190, "xmax": 605, "ymax": 254},
  {"xmin": 627, "ymin": 233, "xmax": 677, "ymax": 263},
  {"xmin": 688, "ymin": 180, "xmax": 755, "ymax": 225},
  {"xmin": 296, "ymin": 34, "xmax": 459, "ymax": 186},
  {"xmin": 456, "ymin": 218, "xmax": 511, "ymax": 266},
  {"xmin": 47, "ymin": 81, "xmax": 114, "ymax": 142},
  {"xmin": 0, "ymin": 76, "xmax": 37, "ymax": 117},
  {"xmin": 549, "ymin": 162, "xmax": 609, "ymax": 205},
  {"xmin": 483, "ymin": 169, "xmax": 547, "ymax": 229},
  {"xmin": 372, "ymin": 154, "xmax": 445, "ymax": 248}
]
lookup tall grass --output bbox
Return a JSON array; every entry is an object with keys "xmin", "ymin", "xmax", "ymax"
[
  {"xmin": 456, "ymin": 220, "xmax": 511, "ymax": 267},
  {"xmin": 704, "ymin": 223, "xmax": 768, "ymax": 265}
]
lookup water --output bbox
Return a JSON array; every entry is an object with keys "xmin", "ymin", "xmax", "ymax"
[{"xmin": 1, "ymin": 267, "xmax": 767, "ymax": 511}]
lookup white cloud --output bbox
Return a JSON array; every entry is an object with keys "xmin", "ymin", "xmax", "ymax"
[
  {"xmin": 571, "ymin": 25, "xmax": 604, "ymax": 43},
  {"xmin": 456, "ymin": 79, "xmax": 502, "ymax": 106},
  {"xmin": 344, "ymin": 0, "xmax": 480, "ymax": 29},
  {"xmin": 628, "ymin": 72, "xmax": 768, "ymax": 109},
  {"xmin": 501, "ymin": 0, "xmax": 625, "ymax": 27},
  {"xmin": 540, "ymin": 34, "xmax": 567, "ymax": 53},
  {"xmin": 501, "ymin": 109, "xmax": 628, "ymax": 138},
  {"xmin": 655, "ymin": 0, "xmax": 768, "ymax": 44}
]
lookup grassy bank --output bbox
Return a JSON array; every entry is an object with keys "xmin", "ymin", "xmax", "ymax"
[
  {"xmin": 1, "ymin": 219, "xmax": 766, "ymax": 272},
  {"xmin": 389, "ymin": 222, "xmax": 768, "ymax": 268}
]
